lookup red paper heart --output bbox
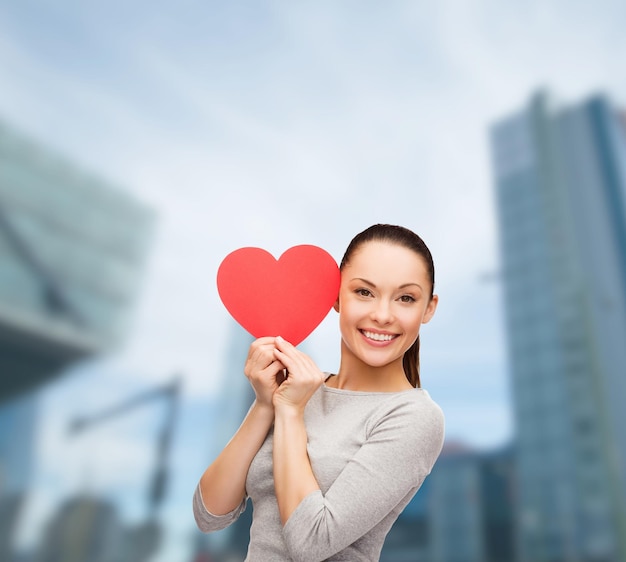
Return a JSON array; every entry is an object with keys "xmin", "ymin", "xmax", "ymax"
[{"xmin": 217, "ymin": 245, "xmax": 340, "ymax": 346}]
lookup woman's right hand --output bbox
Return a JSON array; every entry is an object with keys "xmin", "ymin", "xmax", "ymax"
[{"xmin": 244, "ymin": 337, "xmax": 286, "ymax": 408}]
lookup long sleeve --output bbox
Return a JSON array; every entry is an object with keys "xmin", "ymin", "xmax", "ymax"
[
  {"xmin": 193, "ymin": 482, "xmax": 247, "ymax": 533},
  {"xmin": 280, "ymin": 394, "xmax": 444, "ymax": 562}
]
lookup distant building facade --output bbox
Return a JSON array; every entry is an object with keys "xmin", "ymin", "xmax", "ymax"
[
  {"xmin": 0, "ymin": 393, "xmax": 37, "ymax": 562},
  {"xmin": 35, "ymin": 495, "xmax": 122, "ymax": 562},
  {"xmin": 428, "ymin": 442, "xmax": 515, "ymax": 562},
  {"xmin": 0, "ymin": 119, "xmax": 155, "ymax": 403},
  {"xmin": 0, "ymin": 119, "xmax": 155, "ymax": 560},
  {"xmin": 490, "ymin": 91, "xmax": 626, "ymax": 562},
  {"xmin": 380, "ymin": 477, "xmax": 432, "ymax": 562}
]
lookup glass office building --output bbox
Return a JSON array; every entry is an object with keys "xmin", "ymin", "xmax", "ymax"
[
  {"xmin": 0, "ymin": 119, "xmax": 155, "ymax": 560},
  {"xmin": 428, "ymin": 443, "xmax": 515, "ymax": 562},
  {"xmin": 0, "ymin": 119, "xmax": 155, "ymax": 402},
  {"xmin": 489, "ymin": 92, "xmax": 626, "ymax": 562}
]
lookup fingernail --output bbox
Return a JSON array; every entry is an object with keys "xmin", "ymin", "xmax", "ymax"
[{"xmin": 276, "ymin": 335, "xmax": 283, "ymax": 342}]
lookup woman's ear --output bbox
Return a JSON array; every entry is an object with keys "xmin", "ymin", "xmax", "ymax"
[
  {"xmin": 333, "ymin": 298, "xmax": 340, "ymax": 313},
  {"xmin": 422, "ymin": 294, "xmax": 438, "ymax": 324}
]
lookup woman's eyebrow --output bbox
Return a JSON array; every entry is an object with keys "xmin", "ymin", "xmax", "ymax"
[
  {"xmin": 399, "ymin": 282, "xmax": 423, "ymax": 291},
  {"xmin": 351, "ymin": 278, "xmax": 423, "ymax": 291},
  {"xmin": 351, "ymin": 277, "xmax": 376, "ymax": 287}
]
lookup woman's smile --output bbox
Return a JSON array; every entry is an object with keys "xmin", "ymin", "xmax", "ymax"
[{"xmin": 359, "ymin": 329, "xmax": 399, "ymax": 344}]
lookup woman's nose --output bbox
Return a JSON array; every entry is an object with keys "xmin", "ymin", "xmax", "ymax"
[{"xmin": 370, "ymin": 299, "xmax": 393, "ymax": 324}]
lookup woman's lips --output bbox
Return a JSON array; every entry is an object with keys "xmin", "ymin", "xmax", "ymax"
[{"xmin": 360, "ymin": 329, "xmax": 398, "ymax": 343}]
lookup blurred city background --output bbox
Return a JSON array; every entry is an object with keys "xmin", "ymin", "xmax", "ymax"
[{"xmin": 0, "ymin": 2, "xmax": 625, "ymax": 561}]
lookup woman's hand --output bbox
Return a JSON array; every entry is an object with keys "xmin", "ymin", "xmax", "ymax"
[
  {"xmin": 244, "ymin": 337, "xmax": 287, "ymax": 409},
  {"xmin": 272, "ymin": 336, "xmax": 325, "ymax": 415}
]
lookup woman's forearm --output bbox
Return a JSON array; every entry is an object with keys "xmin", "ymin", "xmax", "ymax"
[
  {"xmin": 273, "ymin": 408, "xmax": 321, "ymax": 525},
  {"xmin": 199, "ymin": 400, "xmax": 274, "ymax": 515}
]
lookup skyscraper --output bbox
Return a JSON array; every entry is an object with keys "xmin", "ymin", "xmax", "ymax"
[{"xmin": 489, "ymin": 91, "xmax": 626, "ymax": 562}]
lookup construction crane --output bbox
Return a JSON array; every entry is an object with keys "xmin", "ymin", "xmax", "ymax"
[{"xmin": 67, "ymin": 375, "xmax": 182, "ymax": 562}]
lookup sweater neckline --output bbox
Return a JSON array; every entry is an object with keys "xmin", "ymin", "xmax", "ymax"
[{"xmin": 322, "ymin": 373, "xmax": 424, "ymax": 396}]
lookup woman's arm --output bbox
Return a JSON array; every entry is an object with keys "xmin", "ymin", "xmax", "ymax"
[
  {"xmin": 271, "ymin": 336, "xmax": 325, "ymax": 524},
  {"xmin": 198, "ymin": 400, "xmax": 274, "ymax": 515},
  {"xmin": 196, "ymin": 337, "xmax": 285, "ymax": 517},
  {"xmin": 273, "ymin": 407, "xmax": 320, "ymax": 524},
  {"xmin": 280, "ymin": 399, "xmax": 445, "ymax": 561}
]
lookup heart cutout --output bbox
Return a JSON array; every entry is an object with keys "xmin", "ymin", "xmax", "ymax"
[{"xmin": 217, "ymin": 245, "xmax": 340, "ymax": 346}]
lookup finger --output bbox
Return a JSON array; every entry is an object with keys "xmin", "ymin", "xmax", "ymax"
[
  {"xmin": 249, "ymin": 343, "xmax": 278, "ymax": 367},
  {"xmin": 275, "ymin": 338, "xmax": 309, "ymax": 372},
  {"xmin": 272, "ymin": 348, "xmax": 294, "ymax": 372},
  {"xmin": 248, "ymin": 337, "xmax": 277, "ymax": 358},
  {"xmin": 255, "ymin": 336, "xmax": 277, "ymax": 345},
  {"xmin": 275, "ymin": 335, "xmax": 296, "ymax": 354},
  {"xmin": 264, "ymin": 359, "xmax": 286, "ymax": 374},
  {"xmin": 247, "ymin": 339, "xmax": 263, "ymax": 359}
]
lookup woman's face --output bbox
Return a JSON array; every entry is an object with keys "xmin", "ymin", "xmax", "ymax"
[{"xmin": 335, "ymin": 240, "xmax": 438, "ymax": 371}]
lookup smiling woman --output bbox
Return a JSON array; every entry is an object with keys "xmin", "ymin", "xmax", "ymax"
[{"xmin": 193, "ymin": 224, "xmax": 445, "ymax": 562}]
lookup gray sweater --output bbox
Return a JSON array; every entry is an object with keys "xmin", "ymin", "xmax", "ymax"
[{"xmin": 193, "ymin": 378, "xmax": 445, "ymax": 561}]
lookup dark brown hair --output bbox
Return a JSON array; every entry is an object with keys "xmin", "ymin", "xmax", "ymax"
[{"xmin": 339, "ymin": 224, "xmax": 435, "ymax": 388}]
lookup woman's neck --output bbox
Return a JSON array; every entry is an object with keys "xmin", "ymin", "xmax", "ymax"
[{"xmin": 331, "ymin": 355, "xmax": 412, "ymax": 392}]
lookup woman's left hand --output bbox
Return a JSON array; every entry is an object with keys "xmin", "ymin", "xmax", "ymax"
[{"xmin": 272, "ymin": 336, "xmax": 325, "ymax": 415}]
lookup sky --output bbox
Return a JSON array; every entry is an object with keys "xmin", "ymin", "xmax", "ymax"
[{"xmin": 1, "ymin": 1, "xmax": 626, "ymax": 560}]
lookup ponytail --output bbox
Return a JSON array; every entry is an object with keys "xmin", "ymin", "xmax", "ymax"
[{"xmin": 403, "ymin": 336, "xmax": 421, "ymax": 388}]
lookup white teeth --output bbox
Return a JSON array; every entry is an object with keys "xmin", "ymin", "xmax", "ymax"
[{"xmin": 363, "ymin": 330, "xmax": 395, "ymax": 342}]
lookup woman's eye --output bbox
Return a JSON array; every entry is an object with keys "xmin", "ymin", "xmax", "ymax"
[
  {"xmin": 399, "ymin": 295, "xmax": 416, "ymax": 303},
  {"xmin": 356, "ymin": 288, "xmax": 372, "ymax": 297}
]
